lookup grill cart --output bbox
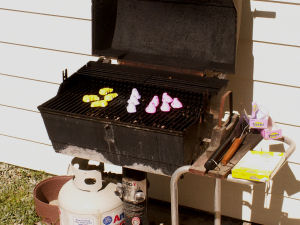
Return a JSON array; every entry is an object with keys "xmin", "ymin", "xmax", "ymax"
[{"xmin": 38, "ymin": 0, "xmax": 247, "ymax": 224}]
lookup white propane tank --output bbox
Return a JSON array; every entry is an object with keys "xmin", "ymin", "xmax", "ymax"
[{"xmin": 58, "ymin": 160, "xmax": 124, "ymax": 225}]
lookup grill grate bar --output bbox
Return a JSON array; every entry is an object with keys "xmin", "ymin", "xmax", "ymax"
[
  {"xmin": 78, "ymin": 63, "xmax": 224, "ymax": 95},
  {"xmin": 39, "ymin": 65, "xmax": 214, "ymax": 132}
]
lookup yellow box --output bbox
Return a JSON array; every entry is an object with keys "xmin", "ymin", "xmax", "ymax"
[{"xmin": 232, "ymin": 151, "xmax": 284, "ymax": 182}]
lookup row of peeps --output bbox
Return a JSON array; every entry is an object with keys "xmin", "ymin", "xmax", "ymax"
[{"xmin": 126, "ymin": 88, "xmax": 183, "ymax": 114}]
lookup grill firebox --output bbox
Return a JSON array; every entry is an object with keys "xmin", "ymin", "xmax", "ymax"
[
  {"xmin": 39, "ymin": 62, "xmax": 227, "ymax": 175},
  {"xmin": 38, "ymin": 0, "xmax": 238, "ymax": 175}
]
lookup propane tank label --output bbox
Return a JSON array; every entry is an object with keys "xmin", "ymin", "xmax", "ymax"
[
  {"xmin": 73, "ymin": 217, "xmax": 95, "ymax": 225},
  {"xmin": 101, "ymin": 206, "xmax": 124, "ymax": 225},
  {"xmin": 59, "ymin": 208, "xmax": 97, "ymax": 225}
]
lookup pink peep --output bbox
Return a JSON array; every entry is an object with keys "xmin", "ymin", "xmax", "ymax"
[
  {"xmin": 171, "ymin": 98, "xmax": 183, "ymax": 109},
  {"xmin": 162, "ymin": 92, "xmax": 173, "ymax": 103},
  {"xmin": 160, "ymin": 101, "xmax": 171, "ymax": 112},
  {"xmin": 150, "ymin": 95, "xmax": 159, "ymax": 107},
  {"xmin": 145, "ymin": 103, "xmax": 156, "ymax": 114}
]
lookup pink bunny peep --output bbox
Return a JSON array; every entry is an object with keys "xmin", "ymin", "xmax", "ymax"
[
  {"xmin": 145, "ymin": 103, "xmax": 156, "ymax": 114},
  {"xmin": 150, "ymin": 95, "xmax": 159, "ymax": 107},
  {"xmin": 162, "ymin": 92, "xmax": 173, "ymax": 103},
  {"xmin": 160, "ymin": 101, "xmax": 171, "ymax": 112},
  {"xmin": 171, "ymin": 98, "xmax": 183, "ymax": 109}
]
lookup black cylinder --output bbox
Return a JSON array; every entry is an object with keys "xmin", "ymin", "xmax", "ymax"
[{"xmin": 122, "ymin": 168, "xmax": 148, "ymax": 225}]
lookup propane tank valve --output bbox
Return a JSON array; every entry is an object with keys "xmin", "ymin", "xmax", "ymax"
[{"xmin": 135, "ymin": 191, "xmax": 146, "ymax": 203}]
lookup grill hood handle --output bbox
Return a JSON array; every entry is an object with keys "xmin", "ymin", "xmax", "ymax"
[{"xmin": 218, "ymin": 91, "xmax": 233, "ymax": 128}]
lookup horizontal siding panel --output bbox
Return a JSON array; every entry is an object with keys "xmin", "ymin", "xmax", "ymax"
[
  {"xmin": 0, "ymin": 43, "xmax": 98, "ymax": 83},
  {"xmin": 0, "ymin": 9, "xmax": 91, "ymax": 54},
  {"xmin": 253, "ymin": 138, "xmax": 300, "ymax": 198},
  {"xmin": 0, "ymin": 135, "xmax": 72, "ymax": 175},
  {"xmin": 255, "ymin": 0, "xmax": 300, "ymax": 5},
  {"xmin": 0, "ymin": 0, "xmax": 91, "ymax": 19},
  {"xmin": 253, "ymin": 124, "xmax": 300, "ymax": 163},
  {"xmin": 277, "ymin": 124, "xmax": 300, "ymax": 163},
  {"xmin": 273, "ymin": 196, "xmax": 300, "ymax": 224},
  {"xmin": 268, "ymin": 162, "xmax": 300, "ymax": 200},
  {"xmin": 222, "ymin": 178, "xmax": 300, "ymax": 224},
  {"xmin": 0, "ymin": 106, "xmax": 50, "ymax": 145},
  {"xmin": 0, "ymin": 135, "xmax": 120, "ymax": 176},
  {"xmin": 253, "ymin": 82, "xmax": 300, "ymax": 126},
  {"xmin": 251, "ymin": 1, "xmax": 300, "ymax": 46},
  {"xmin": 253, "ymin": 42, "xmax": 300, "ymax": 87},
  {"xmin": 0, "ymin": 75, "xmax": 59, "ymax": 111}
]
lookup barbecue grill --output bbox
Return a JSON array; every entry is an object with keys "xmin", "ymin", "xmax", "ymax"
[{"xmin": 38, "ymin": 0, "xmax": 238, "ymax": 176}]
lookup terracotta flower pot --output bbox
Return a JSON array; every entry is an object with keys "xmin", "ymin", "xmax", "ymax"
[{"xmin": 33, "ymin": 176, "xmax": 73, "ymax": 225}]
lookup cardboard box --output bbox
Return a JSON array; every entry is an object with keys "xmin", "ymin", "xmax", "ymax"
[{"xmin": 232, "ymin": 151, "xmax": 284, "ymax": 182}]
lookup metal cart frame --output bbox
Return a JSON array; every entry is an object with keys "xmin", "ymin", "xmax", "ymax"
[{"xmin": 170, "ymin": 136, "xmax": 296, "ymax": 225}]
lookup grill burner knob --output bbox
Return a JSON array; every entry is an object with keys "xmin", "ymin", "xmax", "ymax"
[
  {"xmin": 162, "ymin": 92, "xmax": 173, "ymax": 103},
  {"xmin": 160, "ymin": 101, "xmax": 171, "ymax": 112},
  {"xmin": 171, "ymin": 98, "xmax": 183, "ymax": 109},
  {"xmin": 145, "ymin": 103, "xmax": 156, "ymax": 114},
  {"xmin": 131, "ymin": 88, "xmax": 141, "ymax": 99}
]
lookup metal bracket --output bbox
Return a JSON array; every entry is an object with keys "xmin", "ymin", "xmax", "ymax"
[
  {"xmin": 218, "ymin": 90, "xmax": 233, "ymax": 128},
  {"xmin": 62, "ymin": 69, "xmax": 68, "ymax": 82},
  {"xmin": 101, "ymin": 57, "xmax": 119, "ymax": 65}
]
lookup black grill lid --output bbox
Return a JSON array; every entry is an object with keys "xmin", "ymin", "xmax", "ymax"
[{"xmin": 92, "ymin": 0, "xmax": 237, "ymax": 73}]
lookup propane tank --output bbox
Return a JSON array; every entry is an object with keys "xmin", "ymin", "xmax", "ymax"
[{"xmin": 58, "ymin": 159, "xmax": 124, "ymax": 225}]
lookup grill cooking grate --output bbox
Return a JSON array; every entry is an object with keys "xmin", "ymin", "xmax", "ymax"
[{"xmin": 40, "ymin": 64, "xmax": 214, "ymax": 133}]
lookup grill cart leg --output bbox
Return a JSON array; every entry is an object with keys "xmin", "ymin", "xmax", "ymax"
[
  {"xmin": 170, "ymin": 166, "xmax": 222, "ymax": 225},
  {"xmin": 170, "ymin": 166, "xmax": 191, "ymax": 225},
  {"xmin": 214, "ymin": 178, "xmax": 221, "ymax": 225}
]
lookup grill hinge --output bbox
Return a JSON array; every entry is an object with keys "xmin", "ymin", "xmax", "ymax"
[{"xmin": 62, "ymin": 69, "xmax": 68, "ymax": 81}]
